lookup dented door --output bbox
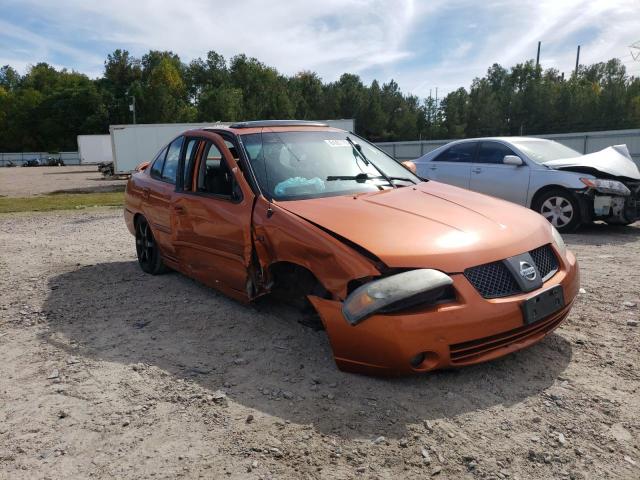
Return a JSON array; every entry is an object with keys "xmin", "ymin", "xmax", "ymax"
[{"xmin": 172, "ymin": 133, "xmax": 255, "ymax": 299}]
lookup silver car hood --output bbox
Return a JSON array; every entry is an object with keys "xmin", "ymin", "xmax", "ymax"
[{"xmin": 544, "ymin": 145, "xmax": 640, "ymax": 181}]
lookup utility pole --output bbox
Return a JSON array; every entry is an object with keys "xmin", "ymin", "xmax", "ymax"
[
  {"xmin": 129, "ymin": 95, "xmax": 136, "ymax": 124},
  {"xmin": 536, "ymin": 41, "xmax": 541, "ymax": 67},
  {"xmin": 574, "ymin": 45, "xmax": 581, "ymax": 76}
]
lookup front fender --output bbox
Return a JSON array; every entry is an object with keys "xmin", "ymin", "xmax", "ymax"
[{"xmin": 251, "ymin": 196, "xmax": 380, "ymax": 299}]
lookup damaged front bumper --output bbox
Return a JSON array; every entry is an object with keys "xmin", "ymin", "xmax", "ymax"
[
  {"xmin": 577, "ymin": 181, "xmax": 640, "ymax": 224},
  {"xmin": 308, "ymin": 250, "xmax": 579, "ymax": 376}
]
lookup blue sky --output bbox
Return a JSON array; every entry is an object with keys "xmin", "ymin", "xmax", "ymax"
[{"xmin": 1, "ymin": 0, "xmax": 638, "ymax": 98}]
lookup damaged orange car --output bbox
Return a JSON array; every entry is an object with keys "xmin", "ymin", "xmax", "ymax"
[{"xmin": 124, "ymin": 120, "xmax": 579, "ymax": 375}]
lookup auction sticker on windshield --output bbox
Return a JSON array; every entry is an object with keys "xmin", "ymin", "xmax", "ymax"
[{"xmin": 324, "ymin": 139, "xmax": 350, "ymax": 147}]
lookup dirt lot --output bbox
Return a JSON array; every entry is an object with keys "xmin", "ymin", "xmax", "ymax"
[
  {"xmin": 0, "ymin": 208, "xmax": 639, "ymax": 479},
  {"xmin": 0, "ymin": 166, "xmax": 126, "ymax": 197}
]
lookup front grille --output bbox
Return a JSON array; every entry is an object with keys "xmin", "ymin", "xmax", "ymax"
[
  {"xmin": 529, "ymin": 244, "xmax": 559, "ymax": 280},
  {"xmin": 449, "ymin": 305, "xmax": 569, "ymax": 365},
  {"xmin": 464, "ymin": 244, "xmax": 559, "ymax": 298},
  {"xmin": 464, "ymin": 261, "xmax": 520, "ymax": 299}
]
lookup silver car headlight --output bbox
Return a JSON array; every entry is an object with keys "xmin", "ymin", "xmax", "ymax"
[
  {"xmin": 580, "ymin": 178, "xmax": 630, "ymax": 196},
  {"xmin": 342, "ymin": 269, "xmax": 453, "ymax": 326},
  {"xmin": 551, "ymin": 225, "xmax": 567, "ymax": 259}
]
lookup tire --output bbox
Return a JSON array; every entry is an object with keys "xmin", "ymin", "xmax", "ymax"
[
  {"xmin": 532, "ymin": 188, "xmax": 582, "ymax": 233},
  {"xmin": 135, "ymin": 216, "xmax": 168, "ymax": 274}
]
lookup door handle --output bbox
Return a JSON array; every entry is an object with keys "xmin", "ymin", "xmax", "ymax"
[
  {"xmin": 428, "ymin": 165, "xmax": 437, "ymax": 170},
  {"xmin": 142, "ymin": 187, "xmax": 150, "ymax": 199},
  {"xmin": 472, "ymin": 167, "xmax": 482, "ymax": 174},
  {"xmin": 173, "ymin": 205, "xmax": 187, "ymax": 215}
]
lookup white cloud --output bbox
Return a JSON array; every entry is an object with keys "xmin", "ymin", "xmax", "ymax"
[
  {"xmin": 1, "ymin": 0, "xmax": 425, "ymax": 80},
  {"xmin": 1, "ymin": 0, "xmax": 639, "ymax": 96},
  {"xmin": 399, "ymin": 0, "xmax": 640, "ymax": 97}
]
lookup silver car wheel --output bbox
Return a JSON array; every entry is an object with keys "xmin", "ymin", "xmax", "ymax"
[{"xmin": 540, "ymin": 196, "xmax": 574, "ymax": 227}]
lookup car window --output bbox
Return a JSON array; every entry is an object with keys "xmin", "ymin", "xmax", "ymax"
[
  {"xmin": 224, "ymin": 139, "xmax": 239, "ymax": 160},
  {"xmin": 182, "ymin": 138, "xmax": 201, "ymax": 191},
  {"xmin": 240, "ymin": 131, "xmax": 419, "ymax": 201},
  {"xmin": 434, "ymin": 142, "xmax": 477, "ymax": 163},
  {"xmin": 196, "ymin": 141, "xmax": 234, "ymax": 197},
  {"xmin": 477, "ymin": 142, "xmax": 517, "ymax": 164},
  {"xmin": 160, "ymin": 136, "xmax": 184, "ymax": 184},
  {"xmin": 150, "ymin": 146, "xmax": 168, "ymax": 179}
]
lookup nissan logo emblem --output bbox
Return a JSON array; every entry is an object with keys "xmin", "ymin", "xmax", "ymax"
[{"xmin": 519, "ymin": 261, "xmax": 537, "ymax": 281}]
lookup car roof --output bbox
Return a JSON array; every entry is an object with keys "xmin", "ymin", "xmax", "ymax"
[
  {"xmin": 446, "ymin": 136, "xmax": 550, "ymax": 144},
  {"xmin": 184, "ymin": 121, "xmax": 344, "ymax": 136}
]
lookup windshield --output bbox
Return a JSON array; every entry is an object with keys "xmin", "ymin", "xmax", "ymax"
[
  {"xmin": 240, "ymin": 130, "xmax": 420, "ymax": 200},
  {"xmin": 511, "ymin": 140, "xmax": 582, "ymax": 164}
]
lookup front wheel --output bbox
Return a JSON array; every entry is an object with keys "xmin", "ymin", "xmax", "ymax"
[
  {"xmin": 533, "ymin": 189, "xmax": 582, "ymax": 233},
  {"xmin": 135, "ymin": 216, "xmax": 168, "ymax": 274}
]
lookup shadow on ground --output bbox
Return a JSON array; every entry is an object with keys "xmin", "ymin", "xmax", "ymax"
[
  {"xmin": 565, "ymin": 222, "xmax": 639, "ymax": 246},
  {"xmin": 42, "ymin": 261, "xmax": 573, "ymax": 439}
]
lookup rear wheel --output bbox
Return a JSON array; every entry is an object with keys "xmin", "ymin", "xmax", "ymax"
[
  {"xmin": 533, "ymin": 188, "xmax": 582, "ymax": 233},
  {"xmin": 135, "ymin": 216, "xmax": 168, "ymax": 274}
]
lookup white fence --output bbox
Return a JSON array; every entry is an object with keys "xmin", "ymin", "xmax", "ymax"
[
  {"xmin": 0, "ymin": 151, "xmax": 80, "ymax": 167},
  {"xmin": 3, "ymin": 127, "xmax": 640, "ymax": 168},
  {"xmin": 376, "ymin": 128, "xmax": 640, "ymax": 167}
]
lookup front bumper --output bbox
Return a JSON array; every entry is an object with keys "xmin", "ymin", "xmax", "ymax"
[{"xmin": 309, "ymin": 249, "xmax": 579, "ymax": 376}]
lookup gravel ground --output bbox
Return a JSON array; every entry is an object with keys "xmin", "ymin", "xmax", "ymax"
[
  {"xmin": 0, "ymin": 208, "xmax": 639, "ymax": 479},
  {"xmin": 0, "ymin": 166, "xmax": 126, "ymax": 197}
]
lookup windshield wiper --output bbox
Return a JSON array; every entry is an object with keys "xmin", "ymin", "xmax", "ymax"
[
  {"xmin": 326, "ymin": 174, "xmax": 415, "ymax": 184},
  {"xmin": 345, "ymin": 137, "xmax": 397, "ymax": 189}
]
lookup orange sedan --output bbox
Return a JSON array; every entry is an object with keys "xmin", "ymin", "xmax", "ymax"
[{"xmin": 124, "ymin": 121, "xmax": 579, "ymax": 375}]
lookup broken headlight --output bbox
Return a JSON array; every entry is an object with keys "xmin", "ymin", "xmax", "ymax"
[
  {"xmin": 342, "ymin": 269, "xmax": 453, "ymax": 326},
  {"xmin": 580, "ymin": 178, "xmax": 630, "ymax": 196}
]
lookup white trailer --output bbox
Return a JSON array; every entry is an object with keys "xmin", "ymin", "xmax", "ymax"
[
  {"xmin": 109, "ymin": 119, "xmax": 355, "ymax": 174},
  {"xmin": 77, "ymin": 134, "xmax": 113, "ymax": 164}
]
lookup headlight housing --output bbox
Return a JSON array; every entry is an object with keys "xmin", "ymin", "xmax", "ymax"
[
  {"xmin": 342, "ymin": 269, "xmax": 453, "ymax": 326},
  {"xmin": 580, "ymin": 177, "xmax": 630, "ymax": 196},
  {"xmin": 551, "ymin": 225, "xmax": 567, "ymax": 259}
]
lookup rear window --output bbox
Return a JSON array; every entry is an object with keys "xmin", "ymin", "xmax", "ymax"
[
  {"xmin": 150, "ymin": 147, "xmax": 168, "ymax": 179},
  {"xmin": 161, "ymin": 136, "xmax": 184, "ymax": 184}
]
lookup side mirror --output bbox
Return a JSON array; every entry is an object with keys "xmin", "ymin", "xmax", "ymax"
[
  {"xmin": 503, "ymin": 155, "xmax": 523, "ymax": 166},
  {"xmin": 401, "ymin": 160, "xmax": 418, "ymax": 175}
]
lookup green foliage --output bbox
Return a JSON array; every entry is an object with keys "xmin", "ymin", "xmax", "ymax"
[{"xmin": 0, "ymin": 51, "xmax": 639, "ymax": 152}]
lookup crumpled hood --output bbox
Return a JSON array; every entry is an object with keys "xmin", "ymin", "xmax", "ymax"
[
  {"xmin": 277, "ymin": 181, "xmax": 555, "ymax": 272},
  {"xmin": 545, "ymin": 145, "xmax": 640, "ymax": 180}
]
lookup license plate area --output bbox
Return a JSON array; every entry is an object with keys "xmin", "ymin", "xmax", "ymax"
[{"xmin": 521, "ymin": 285, "xmax": 564, "ymax": 325}]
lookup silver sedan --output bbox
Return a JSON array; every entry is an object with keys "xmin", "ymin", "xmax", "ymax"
[{"xmin": 412, "ymin": 137, "xmax": 640, "ymax": 232}]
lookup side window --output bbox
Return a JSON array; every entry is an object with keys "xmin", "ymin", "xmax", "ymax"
[
  {"xmin": 241, "ymin": 133, "xmax": 268, "ymax": 191},
  {"xmin": 196, "ymin": 141, "xmax": 234, "ymax": 197},
  {"xmin": 182, "ymin": 138, "xmax": 201, "ymax": 191},
  {"xmin": 434, "ymin": 142, "xmax": 477, "ymax": 162},
  {"xmin": 150, "ymin": 147, "xmax": 168, "ymax": 179},
  {"xmin": 224, "ymin": 139, "xmax": 239, "ymax": 160},
  {"xmin": 477, "ymin": 142, "xmax": 517, "ymax": 164},
  {"xmin": 161, "ymin": 136, "xmax": 184, "ymax": 184}
]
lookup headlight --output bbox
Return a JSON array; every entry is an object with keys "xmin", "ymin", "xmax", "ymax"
[
  {"xmin": 342, "ymin": 269, "xmax": 453, "ymax": 326},
  {"xmin": 580, "ymin": 178, "xmax": 630, "ymax": 196},
  {"xmin": 551, "ymin": 225, "xmax": 567, "ymax": 258}
]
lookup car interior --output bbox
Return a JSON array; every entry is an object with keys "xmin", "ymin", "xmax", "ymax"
[{"xmin": 196, "ymin": 142, "xmax": 233, "ymax": 197}]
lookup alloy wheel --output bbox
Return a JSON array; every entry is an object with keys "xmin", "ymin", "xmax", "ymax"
[
  {"xmin": 136, "ymin": 219, "xmax": 155, "ymax": 267},
  {"xmin": 540, "ymin": 196, "xmax": 574, "ymax": 228}
]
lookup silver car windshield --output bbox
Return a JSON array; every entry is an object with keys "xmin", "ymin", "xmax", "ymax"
[{"xmin": 511, "ymin": 140, "xmax": 582, "ymax": 164}]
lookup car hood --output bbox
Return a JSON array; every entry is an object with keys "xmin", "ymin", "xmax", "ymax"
[
  {"xmin": 277, "ymin": 181, "xmax": 555, "ymax": 272},
  {"xmin": 544, "ymin": 145, "xmax": 640, "ymax": 181}
]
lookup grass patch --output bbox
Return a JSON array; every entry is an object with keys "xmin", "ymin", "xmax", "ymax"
[{"xmin": 0, "ymin": 191, "xmax": 124, "ymax": 213}]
